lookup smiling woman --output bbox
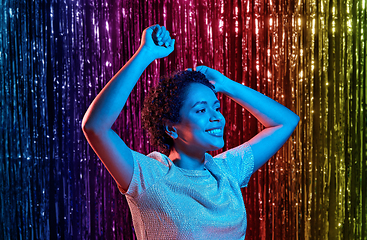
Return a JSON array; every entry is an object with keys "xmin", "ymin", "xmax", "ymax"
[{"xmin": 82, "ymin": 24, "xmax": 299, "ymax": 239}]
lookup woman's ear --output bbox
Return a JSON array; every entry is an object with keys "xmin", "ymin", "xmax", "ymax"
[{"xmin": 165, "ymin": 125, "xmax": 178, "ymax": 139}]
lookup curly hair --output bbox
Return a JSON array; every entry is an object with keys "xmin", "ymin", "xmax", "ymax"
[{"xmin": 141, "ymin": 70, "xmax": 215, "ymax": 155}]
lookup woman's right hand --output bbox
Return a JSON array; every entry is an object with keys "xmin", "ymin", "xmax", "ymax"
[{"xmin": 139, "ymin": 24, "xmax": 175, "ymax": 60}]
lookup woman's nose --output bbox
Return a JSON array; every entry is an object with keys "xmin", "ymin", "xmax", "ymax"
[{"xmin": 209, "ymin": 110, "xmax": 223, "ymax": 122}]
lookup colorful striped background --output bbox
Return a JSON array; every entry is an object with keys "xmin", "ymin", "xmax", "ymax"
[{"xmin": 0, "ymin": 0, "xmax": 365, "ymax": 239}]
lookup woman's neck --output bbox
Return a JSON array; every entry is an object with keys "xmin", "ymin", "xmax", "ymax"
[{"xmin": 168, "ymin": 147, "xmax": 206, "ymax": 170}]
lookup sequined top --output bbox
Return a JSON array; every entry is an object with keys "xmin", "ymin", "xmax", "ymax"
[{"xmin": 119, "ymin": 142, "xmax": 254, "ymax": 240}]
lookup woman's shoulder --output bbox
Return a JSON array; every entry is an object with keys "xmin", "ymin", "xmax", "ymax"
[
  {"xmin": 213, "ymin": 142, "xmax": 253, "ymax": 161},
  {"xmin": 210, "ymin": 142, "xmax": 255, "ymax": 188},
  {"xmin": 146, "ymin": 151, "xmax": 172, "ymax": 167},
  {"xmin": 208, "ymin": 142, "xmax": 254, "ymax": 175},
  {"xmin": 122, "ymin": 150, "xmax": 173, "ymax": 197}
]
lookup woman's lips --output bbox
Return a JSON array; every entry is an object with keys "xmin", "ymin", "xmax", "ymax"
[{"xmin": 205, "ymin": 128, "xmax": 223, "ymax": 136}]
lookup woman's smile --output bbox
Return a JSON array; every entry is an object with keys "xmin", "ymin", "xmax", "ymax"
[{"xmin": 205, "ymin": 127, "xmax": 224, "ymax": 136}]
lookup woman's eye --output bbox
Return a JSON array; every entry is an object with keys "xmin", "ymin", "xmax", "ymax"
[
  {"xmin": 216, "ymin": 107, "xmax": 221, "ymax": 112},
  {"xmin": 196, "ymin": 109, "xmax": 206, "ymax": 113}
]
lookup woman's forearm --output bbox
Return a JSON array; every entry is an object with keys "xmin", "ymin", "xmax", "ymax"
[
  {"xmin": 82, "ymin": 47, "xmax": 154, "ymax": 132},
  {"xmin": 220, "ymin": 76, "xmax": 299, "ymax": 128}
]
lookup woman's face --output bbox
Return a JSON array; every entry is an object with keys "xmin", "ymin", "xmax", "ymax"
[{"xmin": 172, "ymin": 83, "xmax": 226, "ymax": 152}]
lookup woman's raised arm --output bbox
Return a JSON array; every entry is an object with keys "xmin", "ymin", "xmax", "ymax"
[
  {"xmin": 81, "ymin": 24, "xmax": 175, "ymax": 191},
  {"xmin": 82, "ymin": 25, "xmax": 174, "ymax": 132},
  {"xmin": 192, "ymin": 65, "xmax": 300, "ymax": 172}
]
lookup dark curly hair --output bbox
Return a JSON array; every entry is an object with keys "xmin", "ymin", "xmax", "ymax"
[{"xmin": 141, "ymin": 70, "xmax": 215, "ymax": 155}]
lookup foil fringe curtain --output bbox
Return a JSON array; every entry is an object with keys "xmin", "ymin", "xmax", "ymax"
[{"xmin": 0, "ymin": 0, "xmax": 366, "ymax": 239}]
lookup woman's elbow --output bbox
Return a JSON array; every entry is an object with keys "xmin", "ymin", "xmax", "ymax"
[
  {"xmin": 288, "ymin": 114, "xmax": 300, "ymax": 129},
  {"xmin": 81, "ymin": 118, "xmax": 102, "ymax": 134},
  {"xmin": 280, "ymin": 112, "xmax": 299, "ymax": 130}
]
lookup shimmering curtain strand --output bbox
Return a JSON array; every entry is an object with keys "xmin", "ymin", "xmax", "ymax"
[{"xmin": 0, "ymin": 0, "xmax": 366, "ymax": 239}]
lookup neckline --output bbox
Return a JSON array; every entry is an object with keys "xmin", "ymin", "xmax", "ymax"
[
  {"xmin": 161, "ymin": 153, "xmax": 210, "ymax": 176},
  {"xmin": 176, "ymin": 165, "xmax": 209, "ymax": 176}
]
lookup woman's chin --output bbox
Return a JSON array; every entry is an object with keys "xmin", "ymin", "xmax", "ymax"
[{"xmin": 208, "ymin": 142, "xmax": 225, "ymax": 151}]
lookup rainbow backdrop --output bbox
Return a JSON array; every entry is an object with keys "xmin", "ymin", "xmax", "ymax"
[{"xmin": 0, "ymin": 0, "xmax": 365, "ymax": 239}]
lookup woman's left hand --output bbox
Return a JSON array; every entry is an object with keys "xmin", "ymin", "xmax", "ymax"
[{"xmin": 186, "ymin": 65, "xmax": 227, "ymax": 93}]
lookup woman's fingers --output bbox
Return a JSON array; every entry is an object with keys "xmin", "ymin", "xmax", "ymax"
[
  {"xmin": 170, "ymin": 39, "xmax": 175, "ymax": 48},
  {"xmin": 160, "ymin": 26, "xmax": 166, "ymax": 33},
  {"xmin": 158, "ymin": 30, "xmax": 170, "ymax": 46},
  {"xmin": 166, "ymin": 38, "xmax": 174, "ymax": 47},
  {"xmin": 153, "ymin": 25, "xmax": 162, "ymax": 37},
  {"xmin": 151, "ymin": 24, "xmax": 175, "ymax": 49},
  {"xmin": 195, "ymin": 65, "xmax": 209, "ymax": 74},
  {"xmin": 162, "ymin": 30, "xmax": 170, "ymax": 42},
  {"xmin": 195, "ymin": 66, "xmax": 203, "ymax": 71},
  {"xmin": 157, "ymin": 26, "xmax": 166, "ymax": 39}
]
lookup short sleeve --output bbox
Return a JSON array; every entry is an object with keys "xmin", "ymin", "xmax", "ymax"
[
  {"xmin": 118, "ymin": 150, "xmax": 171, "ymax": 198},
  {"xmin": 213, "ymin": 142, "xmax": 254, "ymax": 188}
]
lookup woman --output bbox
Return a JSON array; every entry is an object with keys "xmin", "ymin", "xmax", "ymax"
[{"xmin": 82, "ymin": 24, "xmax": 299, "ymax": 239}]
